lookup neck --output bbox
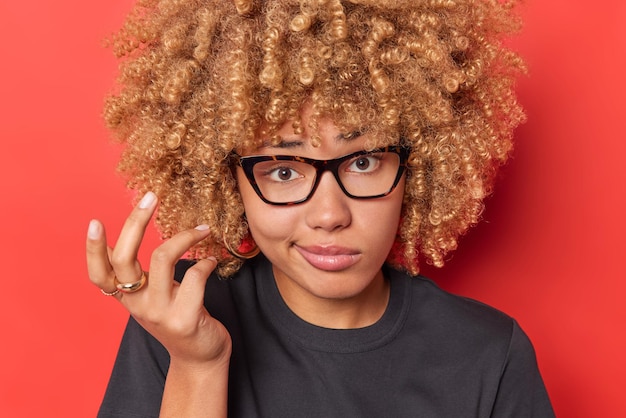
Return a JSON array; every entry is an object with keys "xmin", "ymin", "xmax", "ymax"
[{"xmin": 273, "ymin": 268, "xmax": 390, "ymax": 329}]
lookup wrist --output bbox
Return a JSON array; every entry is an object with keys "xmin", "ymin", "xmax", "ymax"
[
  {"xmin": 161, "ymin": 352, "xmax": 230, "ymax": 418},
  {"xmin": 168, "ymin": 344, "xmax": 232, "ymax": 376}
]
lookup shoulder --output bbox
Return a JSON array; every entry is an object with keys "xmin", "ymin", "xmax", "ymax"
[
  {"xmin": 387, "ymin": 268, "xmax": 554, "ymax": 415},
  {"xmin": 393, "ymin": 268, "xmax": 514, "ymax": 328},
  {"xmin": 388, "ymin": 267, "xmax": 526, "ymax": 359}
]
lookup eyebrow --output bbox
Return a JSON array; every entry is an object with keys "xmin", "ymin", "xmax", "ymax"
[{"xmin": 261, "ymin": 130, "xmax": 364, "ymax": 149}]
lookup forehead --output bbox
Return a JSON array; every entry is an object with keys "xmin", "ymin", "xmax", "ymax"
[
  {"xmin": 246, "ymin": 105, "xmax": 398, "ymax": 155},
  {"xmin": 248, "ymin": 123, "xmax": 398, "ymax": 161}
]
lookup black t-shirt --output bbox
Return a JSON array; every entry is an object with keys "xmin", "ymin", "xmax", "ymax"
[{"xmin": 98, "ymin": 255, "xmax": 554, "ymax": 417}]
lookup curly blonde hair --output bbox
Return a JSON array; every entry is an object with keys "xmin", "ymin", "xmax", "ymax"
[{"xmin": 105, "ymin": 0, "xmax": 526, "ymax": 277}]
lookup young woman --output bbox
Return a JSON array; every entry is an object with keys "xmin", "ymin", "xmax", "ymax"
[{"xmin": 87, "ymin": 0, "xmax": 554, "ymax": 416}]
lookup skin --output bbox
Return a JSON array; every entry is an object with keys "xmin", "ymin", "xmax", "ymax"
[
  {"xmin": 237, "ymin": 109, "xmax": 405, "ymax": 329},
  {"xmin": 86, "ymin": 195, "xmax": 230, "ymax": 418},
  {"xmin": 86, "ymin": 109, "xmax": 405, "ymax": 415}
]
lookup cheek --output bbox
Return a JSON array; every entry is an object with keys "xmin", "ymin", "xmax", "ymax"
[
  {"xmin": 246, "ymin": 205, "xmax": 297, "ymax": 245},
  {"xmin": 365, "ymin": 201, "xmax": 402, "ymax": 244},
  {"xmin": 364, "ymin": 180, "xmax": 405, "ymax": 247},
  {"xmin": 238, "ymin": 175, "xmax": 296, "ymax": 245}
]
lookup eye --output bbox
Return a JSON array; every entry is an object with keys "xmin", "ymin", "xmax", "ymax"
[
  {"xmin": 267, "ymin": 166, "xmax": 302, "ymax": 182},
  {"xmin": 346, "ymin": 155, "xmax": 380, "ymax": 173}
]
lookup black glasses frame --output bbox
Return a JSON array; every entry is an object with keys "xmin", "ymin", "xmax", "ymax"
[{"xmin": 233, "ymin": 146, "xmax": 410, "ymax": 205}]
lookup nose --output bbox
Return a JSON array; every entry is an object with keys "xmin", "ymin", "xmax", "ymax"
[{"xmin": 304, "ymin": 171, "xmax": 352, "ymax": 231}]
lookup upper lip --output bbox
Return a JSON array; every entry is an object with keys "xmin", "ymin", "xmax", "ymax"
[{"xmin": 294, "ymin": 244, "xmax": 360, "ymax": 256}]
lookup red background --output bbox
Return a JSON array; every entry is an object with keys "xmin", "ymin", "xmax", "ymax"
[{"xmin": 1, "ymin": 1, "xmax": 624, "ymax": 416}]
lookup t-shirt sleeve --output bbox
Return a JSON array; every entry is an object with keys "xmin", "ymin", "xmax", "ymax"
[
  {"xmin": 491, "ymin": 320, "xmax": 555, "ymax": 417},
  {"xmin": 97, "ymin": 316, "xmax": 170, "ymax": 418}
]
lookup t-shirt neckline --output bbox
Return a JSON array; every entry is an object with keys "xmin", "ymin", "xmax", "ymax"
[{"xmin": 254, "ymin": 255, "xmax": 412, "ymax": 353}]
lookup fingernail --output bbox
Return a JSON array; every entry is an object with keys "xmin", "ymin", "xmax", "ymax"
[
  {"xmin": 87, "ymin": 220, "xmax": 101, "ymax": 240},
  {"xmin": 138, "ymin": 191, "xmax": 156, "ymax": 209},
  {"xmin": 195, "ymin": 224, "xmax": 210, "ymax": 231}
]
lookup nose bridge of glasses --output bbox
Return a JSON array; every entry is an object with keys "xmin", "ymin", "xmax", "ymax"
[
  {"xmin": 292, "ymin": 158, "xmax": 345, "ymax": 204},
  {"xmin": 310, "ymin": 156, "xmax": 349, "ymax": 190}
]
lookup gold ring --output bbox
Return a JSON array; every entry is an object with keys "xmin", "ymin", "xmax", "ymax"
[
  {"xmin": 114, "ymin": 271, "xmax": 148, "ymax": 294},
  {"xmin": 100, "ymin": 288, "xmax": 119, "ymax": 296}
]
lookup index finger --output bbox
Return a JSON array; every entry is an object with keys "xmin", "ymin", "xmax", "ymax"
[
  {"xmin": 146, "ymin": 224, "xmax": 213, "ymax": 296},
  {"xmin": 110, "ymin": 191, "xmax": 158, "ymax": 282}
]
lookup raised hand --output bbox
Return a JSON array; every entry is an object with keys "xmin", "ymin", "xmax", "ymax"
[{"xmin": 86, "ymin": 191, "xmax": 232, "ymax": 372}]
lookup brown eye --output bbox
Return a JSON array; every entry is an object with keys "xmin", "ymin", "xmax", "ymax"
[
  {"xmin": 346, "ymin": 155, "xmax": 380, "ymax": 173},
  {"xmin": 354, "ymin": 157, "xmax": 370, "ymax": 171},
  {"xmin": 266, "ymin": 166, "xmax": 302, "ymax": 182},
  {"xmin": 277, "ymin": 168, "xmax": 294, "ymax": 181}
]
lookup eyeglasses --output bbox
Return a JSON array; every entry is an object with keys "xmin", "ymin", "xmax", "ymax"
[{"xmin": 233, "ymin": 146, "xmax": 409, "ymax": 205}]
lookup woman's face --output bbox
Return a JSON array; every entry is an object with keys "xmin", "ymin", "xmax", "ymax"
[{"xmin": 236, "ymin": 107, "xmax": 405, "ymax": 327}]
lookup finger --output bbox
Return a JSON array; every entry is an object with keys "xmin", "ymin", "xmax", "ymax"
[
  {"xmin": 86, "ymin": 219, "xmax": 116, "ymax": 292},
  {"xmin": 147, "ymin": 225, "xmax": 213, "ymax": 296},
  {"xmin": 175, "ymin": 257, "xmax": 218, "ymax": 309},
  {"xmin": 110, "ymin": 191, "xmax": 158, "ymax": 282}
]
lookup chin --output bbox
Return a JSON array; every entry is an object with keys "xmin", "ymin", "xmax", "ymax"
[{"xmin": 302, "ymin": 272, "xmax": 376, "ymax": 301}]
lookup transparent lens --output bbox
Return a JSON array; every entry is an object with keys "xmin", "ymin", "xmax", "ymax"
[
  {"xmin": 253, "ymin": 161, "xmax": 316, "ymax": 203},
  {"xmin": 339, "ymin": 152, "xmax": 400, "ymax": 197}
]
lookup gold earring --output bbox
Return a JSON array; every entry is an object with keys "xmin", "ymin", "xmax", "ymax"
[{"xmin": 222, "ymin": 231, "xmax": 260, "ymax": 259}]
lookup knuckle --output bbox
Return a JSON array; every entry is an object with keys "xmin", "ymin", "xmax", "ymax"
[
  {"xmin": 177, "ymin": 228, "xmax": 202, "ymax": 244},
  {"xmin": 88, "ymin": 275, "xmax": 106, "ymax": 288},
  {"xmin": 150, "ymin": 246, "xmax": 172, "ymax": 265},
  {"xmin": 184, "ymin": 267, "xmax": 208, "ymax": 282},
  {"xmin": 182, "ymin": 228, "xmax": 198, "ymax": 240},
  {"xmin": 85, "ymin": 243, "xmax": 101, "ymax": 256},
  {"xmin": 125, "ymin": 209, "xmax": 145, "ymax": 226},
  {"xmin": 110, "ymin": 251, "xmax": 133, "ymax": 267}
]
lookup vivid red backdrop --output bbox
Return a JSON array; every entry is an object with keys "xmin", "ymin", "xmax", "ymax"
[{"xmin": 0, "ymin": 1, "xmax": 624, "ymax": 416}]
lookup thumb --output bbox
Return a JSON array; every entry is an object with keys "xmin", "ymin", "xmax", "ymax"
[{"xmin": 176, "ymin": 257, "xmax": 218, "ymax": 308}]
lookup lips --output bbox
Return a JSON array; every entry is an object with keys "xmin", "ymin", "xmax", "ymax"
[{"xmin": 294, "ymin": 244, "xmax": 361, "ymax": 271}]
